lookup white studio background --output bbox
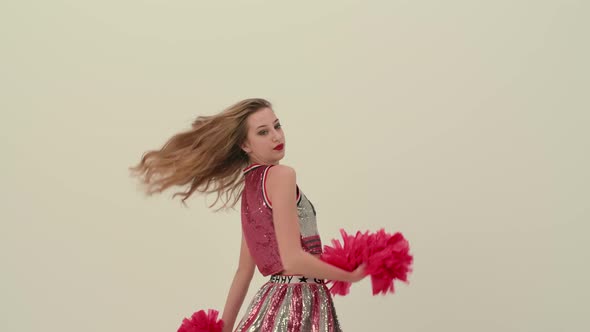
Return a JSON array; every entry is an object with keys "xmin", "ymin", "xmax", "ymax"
[{"xmin": 1, "ymin": 1, "xmax": 588, "ymax": 331}]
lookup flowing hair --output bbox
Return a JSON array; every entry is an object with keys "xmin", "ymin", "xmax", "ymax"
[{"xmin": 129, "ymin": 98, "xmax": 272, "ymax": 211}]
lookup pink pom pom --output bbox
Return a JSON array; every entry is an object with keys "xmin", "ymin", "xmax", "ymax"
[
  {"xmin": 177, "ymin": 309, "xmax": 224, "ymax": 332},
  {"xmin": 365, "ymin": 229, "xmax": 413, "ymax": 295},
  {"xmin": 321, "ymin": 229, "xmax": 371, "ymax": 296},
  {"xmin": 322, "ymin": 228, "xmax": 413, "ymax": 296}
]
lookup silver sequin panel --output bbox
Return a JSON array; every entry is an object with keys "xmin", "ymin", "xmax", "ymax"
[{"xmin": 297, "ymin": 191, "xmax": 320, "ymax": 239}]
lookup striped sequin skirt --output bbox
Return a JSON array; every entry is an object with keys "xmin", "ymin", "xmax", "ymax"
[{"xmin": 234, "ymin": 274, "xmax": 342, "ymax": 332}]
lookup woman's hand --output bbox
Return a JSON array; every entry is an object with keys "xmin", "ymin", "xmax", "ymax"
[{"xmin": 346, "ymin": 263, "xmax": 368, "ymax": 283}]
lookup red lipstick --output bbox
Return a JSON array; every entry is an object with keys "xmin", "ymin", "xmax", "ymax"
[{"xmin": 274, "ymin": 143, "xmax": 284, "ymax": 151}]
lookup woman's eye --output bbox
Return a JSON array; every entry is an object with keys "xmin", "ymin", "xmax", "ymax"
[{"xmin": 258, "ymin": 124, "xmax": 280, "ymax": 135}]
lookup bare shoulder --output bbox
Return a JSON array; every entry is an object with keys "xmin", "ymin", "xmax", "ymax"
[
  {"xmin": 266, "ymin": 165, "xmax": 296, "ymax": 205},
  {"xmin": 266, "ymin": 164, "xmax": 296, "ymax": 186},
  {"xmin": 268, "ymin": 165, "xmax": 295, "ymax": 175}
]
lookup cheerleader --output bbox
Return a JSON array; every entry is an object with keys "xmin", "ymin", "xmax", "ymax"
[{"xmin": 130, "ymin": 98, "xmax": 366, "ymax": 332}]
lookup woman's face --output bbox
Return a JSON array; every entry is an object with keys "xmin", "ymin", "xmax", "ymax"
[{"xmin": 241, "ymin": 107, "xmax": 285, "ymax": 165}]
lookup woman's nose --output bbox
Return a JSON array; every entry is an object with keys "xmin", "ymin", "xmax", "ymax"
[{"xmin": 272, "ymin": 131, "xmax": 282, "ymax": 142}]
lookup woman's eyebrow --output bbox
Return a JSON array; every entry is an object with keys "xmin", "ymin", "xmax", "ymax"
[{"xmin": 256, "ymin": 119, "xmax": 280, "ymax": 129}]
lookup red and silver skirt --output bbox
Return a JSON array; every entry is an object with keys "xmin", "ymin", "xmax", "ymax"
[{"xmin": 234, "ymin": 274, "xmax": 343, "ymax": 332}]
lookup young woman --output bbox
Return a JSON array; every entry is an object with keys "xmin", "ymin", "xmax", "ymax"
[{"xmin": 130, "ymin": 98, "xmax": 366, "ymax": 331}]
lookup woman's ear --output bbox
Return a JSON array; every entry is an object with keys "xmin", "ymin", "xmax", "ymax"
[{"xmin": 241, "ymin": 142, "xmax": 251, "ymax": 154}]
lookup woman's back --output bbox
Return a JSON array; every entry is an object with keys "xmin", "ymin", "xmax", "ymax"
[{"xmin": 241, "ymin": 163, "xmax": 323, "ymax": 277}]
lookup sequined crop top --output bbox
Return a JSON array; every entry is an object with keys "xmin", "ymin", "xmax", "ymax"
[{"xmin": 241, "ymin": 163, "xmax": 323, "ymax": 276}]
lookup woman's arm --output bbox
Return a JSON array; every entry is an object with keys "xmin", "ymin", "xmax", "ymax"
[
  {"xmin": 266, "ymin": 165, "xmax": 357, "ymax": 282},
  {"xmin": 220, "ymin": 230, "xmax": 255, "ymax": 332}
]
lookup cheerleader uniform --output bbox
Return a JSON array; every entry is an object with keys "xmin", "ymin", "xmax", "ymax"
[{"xmin": 234, "ymin": 163, "xmax": 342, "ymax": 332}]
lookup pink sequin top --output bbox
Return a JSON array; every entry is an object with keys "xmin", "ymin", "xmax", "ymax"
[{"xmin": 241, "ymin": 163, "xmax": 323, "ymax": 276}]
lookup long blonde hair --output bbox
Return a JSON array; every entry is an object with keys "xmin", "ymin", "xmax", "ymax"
[{"xmin": 129, "ymin": 98, "xmax": 272, "ymax": 211}]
